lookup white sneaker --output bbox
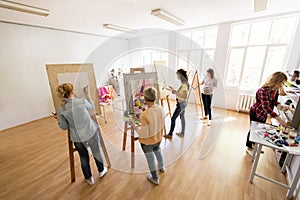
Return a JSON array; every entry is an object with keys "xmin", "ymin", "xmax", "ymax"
[
  {"xmin": 99, "ymin": 166, "xmax": 108, "ymax": 178},
  {"xmin": 147, "ymin": 173, "xmax": 159, "ymax": 185},
  {"xmin": 86, "ymin": 177, "xmax": 95, "ymax": 185},
  {"xmin": 200, "ymin": 116, "xmax": 208, "ymax": 120},
  {"xmin": 207, "ymin": 120, "xmax": 212, "ymax": 126}
]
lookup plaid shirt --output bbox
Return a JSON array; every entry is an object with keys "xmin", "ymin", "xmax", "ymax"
[{"xmin": 250, "ymin": 87, "xmax": 279, "ymax": 122}]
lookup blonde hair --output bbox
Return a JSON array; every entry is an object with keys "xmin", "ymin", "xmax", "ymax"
[
  {"xmin": 262, "ymin": 72, "xmax": 287, "ymax": 91},
  {"xmin": 57, "ymin": 83, "xmax": 74, "ymax": 105},
  {"xmin": 144, "ymin": 87, "xmax": 157, "ymax": 102}
]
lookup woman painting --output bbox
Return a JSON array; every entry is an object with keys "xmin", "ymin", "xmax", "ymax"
[
  {"xmin": 200, "ymin": 68, "xmax": 218, "ymax": 126},
  {"xmin": 166, "ymin": 69, "xmax": 189, "ymax": 138},
  {"xmin": 133, "ymin": 87, "xmax": 166, "ymax": 185},
  {"xmin": 56, "ymin": 83, "xmax": 107, "ymax": 185},
  {"xmin": 246, "ymin": 72, "xmax": 288, "ymax": 156}
]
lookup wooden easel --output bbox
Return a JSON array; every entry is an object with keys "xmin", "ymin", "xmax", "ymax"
[
  {"xmin": 46, "ymin": 63, "xmax": 111, "ymax": 182},
  {"xmin": 152, "ymin": 62, "xmax": 172, "ymax": 119},
  {"xmin": 122, "ymin": 68, "xmax": 168, "ymax": 168},
  {"xmin": 187, "ymin": 70, "xmax": 205, "ymax": 118}
]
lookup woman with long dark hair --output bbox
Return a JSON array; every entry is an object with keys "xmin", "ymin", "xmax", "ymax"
[{"xmin": 166, "ymin": 69, "xmax": 189, "ymax": 138}]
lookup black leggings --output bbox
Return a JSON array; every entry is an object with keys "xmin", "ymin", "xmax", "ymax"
[
  {"xmin": 201, "ymin": 93, "xmax": 213, "ymax": 120},
  {"xmin": 246, "ymin": 110, "xmax": 266, "ymax": 148}
]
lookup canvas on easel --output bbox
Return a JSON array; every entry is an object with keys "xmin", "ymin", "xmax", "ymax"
[
  {"xmin": 187, "ymin": 69, "xmax": 205, "ymax": 118},
  {"xmin": 46, "ymin": 63, "xmax": 111, "ymax": 182}
]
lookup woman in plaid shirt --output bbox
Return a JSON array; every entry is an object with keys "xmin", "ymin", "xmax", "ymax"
[{"xmin": 246, "ymin": 72, "xmax": 288, "ymax": 156}]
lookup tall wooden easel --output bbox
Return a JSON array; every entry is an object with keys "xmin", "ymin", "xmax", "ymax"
[
  {"xmin": 187, "ymin": 70, "xmax": 205, "ymax": 118},
  {"xmin": 46, "ymin": 63, "xmax": 111, "ymax": 182},
  {"xmin": 152, "ymin": 62, "xmax": 172, "ymax": 119},
  {"xmin": 122, "ymin": 68, "xmax": 168, "ymax": 168}
]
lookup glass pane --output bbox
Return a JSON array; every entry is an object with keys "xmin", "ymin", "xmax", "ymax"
[
  {"xmin": 230, "ymin": 24, "xmax": 250, "ymax": 47},
  {"xmin": 152, "ymin": 51, "xmax": 160, "ymax": 62},
  {"xmin": 240, "ymin": 46, "xmax": 267, "ymax": 89},
  {"xmin": 248, "ymin": 21, "xmax": 271, "ymax": 45},
  {"xmin": 202, "ymin": 50, "xmax": 215, "ymax": 71},
  {"xmin": 261, "ymin": 46, "xmax": 287, "ymax": 83},
  {"xmin": 177, "ymin": 51, "xmax": 189, "ymax": 70},
  {"xmin": 191, "ymin": 30, "xmax": 205, "ymax": 49},
  {"xmin": 178, "ymin": 32, "xmax": 192, "ymax": 50},
  {"xmin": 226, "ymin": 48, "xmax": 245, "ymax": 86},
  {"xmin": 204, "ymin": 27, "xmax": 218, "ymax": 49},
  {"xmin": 160, "ymin": 52, "xmax": 169, "ymax": 67},
  {"xmin": 188, "ymin": 50, "xmax": 202, "ymax": 68},
  {"xmin": 269, "ymin": 16, "xmax": 298, "ymax": 44},
  {"xmin": 142, "ymin": 50, "xmax": 152, "ymax": 65}
]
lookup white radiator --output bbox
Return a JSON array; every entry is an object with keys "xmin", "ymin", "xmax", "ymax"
[{"xmin": 236, "ymin": 94, "xmax": 255, "ymax": 112}]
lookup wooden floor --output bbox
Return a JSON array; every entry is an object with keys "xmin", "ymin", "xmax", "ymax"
[{"xmin": 0, "ymin": 104, "xmax": 289, "ymax": 200}]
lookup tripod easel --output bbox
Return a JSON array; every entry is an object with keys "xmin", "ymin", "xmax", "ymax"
[{"xmin": 187, "ymin": 70, "xmax": 205, "ymax": 118}]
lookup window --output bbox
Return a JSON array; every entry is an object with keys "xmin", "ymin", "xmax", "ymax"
[
  {"xmin": 142, "ymin": 50, "xmax": 168, "ymax": 67},
  {"xmin": 177, "ymin": 27, "xmax": 218, "ymax": 72},
  {"xmin": 225, "ymin": 15, "xmax": 298, "ymax": 90}
]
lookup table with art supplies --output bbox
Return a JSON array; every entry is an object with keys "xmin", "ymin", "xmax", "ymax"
[{"xmin": 249, "ymin": 121, "xmax": 300, "ymax": 199}]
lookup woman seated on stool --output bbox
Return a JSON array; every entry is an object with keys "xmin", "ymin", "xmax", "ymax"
[
  {"xmin": 132, "ymin": 87, "xmax": 166, "ymax": 185},
  {"xmin": 166, "ymin": 69, "xmax": 189, "ymax": 138},
  {"xmin": 245, "ymin": 72, "xmax": 288, "ymax": 156},
  {"xmin": 56, "ymin": 83, "xmax": 107, "ymax": 185}
]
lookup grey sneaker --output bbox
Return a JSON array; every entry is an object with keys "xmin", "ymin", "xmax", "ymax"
[
  {"xmin": 147, "ymin": 174, "xmax": 159, "ymax": 185},
  {"xmin": 159, "ymin": 167, "xmax": 166, "ymax": 173},
  {"xmin": 176, "ymin": 133, "xmax": 184, "ymax": 137}
]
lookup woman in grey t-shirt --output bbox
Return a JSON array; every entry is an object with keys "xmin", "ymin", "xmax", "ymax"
[{"xmin": 200, "ymin": 68, "xmax": 218, "ymax": 126}]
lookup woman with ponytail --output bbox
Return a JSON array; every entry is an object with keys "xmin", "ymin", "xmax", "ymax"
[
  {"xmin": 166, "ymin": 69, "xmax": 189, "ymax": 138},
  {"xmin": 56, "ymin": 83, "xmax": 107, "ymax": 186}
]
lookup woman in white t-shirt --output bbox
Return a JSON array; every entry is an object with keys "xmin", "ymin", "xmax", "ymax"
[
  {"xmin": 166, "ymin": 69, "xmax": 189, "ymax": 138},
  {"xmin": 200, "ymin": 68, "xmax": 218, "ymax": 126}
]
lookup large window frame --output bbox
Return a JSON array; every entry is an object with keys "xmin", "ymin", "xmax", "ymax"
[
  {"xmin": 225, "ymin": 15, "xmax": 299, "ymax": 90},
  {"xmin": 176, "ymin": 27, "xmax": 218, "ymax": 73}
]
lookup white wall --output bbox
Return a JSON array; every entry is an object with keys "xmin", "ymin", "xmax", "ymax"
[{"xmin": 0, "ymin": 23, "xmax": 126, "ymax": 130}]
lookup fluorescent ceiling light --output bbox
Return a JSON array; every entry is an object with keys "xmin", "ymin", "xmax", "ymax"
[
  {"xmin": 151, "ymin": 9, "xmax": 185, "ymax": 26},
  {"xmin": 102, "ymin": 24, "xmax": 136, "ymax": 33},
  {"xmin": 253, "ymin": 0, "xmax": 269, "ymax": 12},
  {"xmin": 0, "ymin": 0, "xmax": 49, "ymax": 16}
]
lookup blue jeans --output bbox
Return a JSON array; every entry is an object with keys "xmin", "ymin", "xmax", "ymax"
[
  {"xmin": 73, "ymin": 131, "xmax": 104, "ymax": 179},
  {"xmin": 169, "ymin": 101, "xmax": 187, "ymax": 135},
  {"xmin": 141, "ymin": 142, "xmax": 164, "ymax": 180}
]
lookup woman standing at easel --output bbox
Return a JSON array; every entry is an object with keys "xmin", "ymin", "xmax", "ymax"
[
  {"xmin": 200, "ymin": 68, "xmax": 218, "ymax": 126},
  {"xmin": 56, "ymin": 83, "xmax": 107, "ymax": 186},
  {"xmin": 166, "ymin": 69, "xmax": 189, "ymax": 138}
]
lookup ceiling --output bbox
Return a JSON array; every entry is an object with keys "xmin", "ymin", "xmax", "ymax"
[{"xmin": 0, "ymin": 0, "xmax": 300, "ymax": 37}]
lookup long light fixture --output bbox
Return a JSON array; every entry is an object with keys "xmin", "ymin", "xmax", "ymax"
[
  {"xmin": 102, "ymin": 24, "xmax": 137, "ymax": 33},
  {"xmin": 0, "ymin": 0, "xmax": 49, "ymax": 17},
  {"xmin": 151, "ymin": 9, "xmax": 185, "ymax": 26},
  {"xmin": 253, "ymin": 0, "xmax": 269, "ymax": 12}
]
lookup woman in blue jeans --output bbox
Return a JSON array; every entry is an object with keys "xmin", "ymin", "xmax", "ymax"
[
  {"xmin": 166, "ymin": 69, "xmax": 189, "ymax": 138},
  {"xmin": 56, "ymin": 83, "xmax": 107, "ymax": 185},
  {"xmin": 133, "ymin": 88, "xmax": 166, "ymax": 185}
]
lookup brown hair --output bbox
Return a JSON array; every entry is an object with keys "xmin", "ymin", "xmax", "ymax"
[
  {"xmin": 144, "ymin": 87, "xmax": 157, "ymax": 102},
  {"xmin": 207, "ymin": 68, "xmax": 214, "ymax": 78},
  {"xmin": 57, "ymin": 83, "xmax": 74, "ymax": 105},
  {"xmin": 262, "ymin": 72, "xmax": 287, "ymax": 91}
]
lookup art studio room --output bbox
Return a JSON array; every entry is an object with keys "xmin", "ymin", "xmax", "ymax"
[{"xmin": 1, "ymin": 0, "xmax": 300, "ymax": 199}]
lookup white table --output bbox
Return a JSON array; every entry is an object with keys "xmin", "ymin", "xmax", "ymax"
[{"xmin": 249, "ymin": 121, "xmax": 300, "ymax": 199}]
